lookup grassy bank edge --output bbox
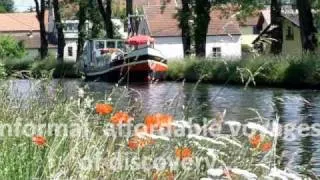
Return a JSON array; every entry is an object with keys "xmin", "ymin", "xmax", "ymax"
[
  {"xmin": 166, "ymin": 55, "xmax": 320, "ymax": 89},
  {"xmin": 2, "ymin": 55, "xmax": 320, "ymax": 89}
]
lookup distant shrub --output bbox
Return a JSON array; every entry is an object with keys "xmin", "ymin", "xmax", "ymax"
[
  {"xmin": 167, "ymin": 54, "xmax": 320, "ymax": 88},
  {"xmin": 0, "ymin": 36, "xmax": 25, "ymax": 59}
]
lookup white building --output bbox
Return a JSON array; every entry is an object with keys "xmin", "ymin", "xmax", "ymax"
[
  {"xmin": 139, "ymin": 6, "xmax": 242, "ymax": 59},
  {"xmin": 48, "ymin": 5, "xmax": 127, "ymax": 62}
]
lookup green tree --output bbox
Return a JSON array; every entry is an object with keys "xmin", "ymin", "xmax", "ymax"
[
  {"xmin": 0, "ymin": 36, "xmax": 25, "ymax": 59},
  {"xmin": 76, "ymin": 0, "xmax": 88, "ymax": 61},
  {"xmin": 0, "ymin": 0, "xmax": 14, "ymax": 13},
  {"xmin": 177, "ymin": 0, "xmax": 192, "ymax": 56},
  {"xmin": 34, "ymin": 0, "xmax": 49, "ymax": 59},
  {"xmin": 270, "ymin": 0, "xmax": 283, "ymax": 54},
  {"xmin": 97, "ymin": 0, "xmax": 114, "ymax": 38},
  {"xmin": 193, "ymin": 0, "xmax": 211, "ymax": 57},
  {"xmin": 126, "ymin": 0, "xmax": 132, "ymax": 16},
  {"xmin": 53, "ymin": 0, "xmax": 66, "ymax": 62},
  {"xmin": 297, "ymin": 0, "xmax": 318, "ymax": 52},
  {"xmin": 192, "ymin": 0, "xmax": 265, "ymax": 57},
  {"xmin": 88, "ymin": 0, "xmax": 103, "ymax": 38}
]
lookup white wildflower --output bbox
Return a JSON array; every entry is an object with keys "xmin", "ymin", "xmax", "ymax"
[
  {"xmin": 246, "ymin": 122, "xmax": 273, "ymax": 136},
  {"xmin": 224, "ymin": 121, "xmax": 242, "ymax": 127},
  {"xmin": 207, "ymin": 168, "xmax": 223, "ymax": 177},
  {"xmin": 188, "ymin": 135, "xmax": 226, "ymax": 147},
  {"xmin": 254, "ymin": 163, "xmax": 270, "ymax": 170},
  {"xmin": 231, "ymin": 168, "xmax": 257, "ymax": 179},
  {"xmin": 137, "ymin": 133, "xmax": 170, "ymax": 141},
  {"xmin": 172, "ymin": 120, "xmax": 192, "ymax": 128},
  {"xmin": 206, "ymin": 149, "xmax": 218, "ymax": 159},
  {"xmin": 78, "ymin": 88, "xmax": 84, "ymax": 98},
  {"xmin": 216, "ymin": 136, "xmax": 242, "ymax": 148}
]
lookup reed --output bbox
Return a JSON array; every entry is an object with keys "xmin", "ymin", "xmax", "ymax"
[{"xmin": 0, "ymin": 81, "xmax": 308, "ymax": 179}]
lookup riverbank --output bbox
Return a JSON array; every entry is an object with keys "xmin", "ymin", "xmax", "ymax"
[
  {"xmin": 0, "ymin": 56, "xmax": 80, "ymax": 79},
  {"xmin": 167, "ymin": 55, "xmax": 320, "ymax": 89},
  {"xmin": 2, "ymin": 55, "xmax": 320, "ymax": 89}
]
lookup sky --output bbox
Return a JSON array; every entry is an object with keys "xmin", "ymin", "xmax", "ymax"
[{"xmin": 14, "ymin": 0, "xmax": 35, "ymax": 12}]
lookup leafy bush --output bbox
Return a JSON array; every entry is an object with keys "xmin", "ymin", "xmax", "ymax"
[
  {"xmin": 167, "ymin": 54, "xmax": 320, "ymax": 88},
  {"xmin": 0, "ymin": 62, "xmax": 7, "ymax": 79},
  {"xmin": 0, "ymin": 36, "xmax": 25, "ymax": 59}
]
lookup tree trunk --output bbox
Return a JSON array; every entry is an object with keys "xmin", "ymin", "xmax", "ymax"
[
  {"xmin": 297, "ymin": 0, "xmax": 318, "ymax": 52},
  {"xmin": 179, "ymin": 0, "xmax": 191, "ymax": 56},
  {"xmin": 89, "ymin": 0, "xmax": 102, "ymax": 38},
  {"xmin": 270, "ymin": 0, "xmax": 283, "ymax": 55},
  {"xmin": 97, "ymin": 0, "xmax": 114, "ymax": 39},
  {"xmin": 53, "ymin": 0, "xmax": 65, "ymax": 63},
  {"xmin": 126, "ymin": 0, "xmax": 133, "ymax": 16},
  {"xmin": 194, "ymin": 0, "xmax": 210, "ymax": 57},
  {"xmin": 76, "ymin": 0, "xmax": 87, "ymax": 62},
  {"xmin": 34, "ymin": 0, "xmax": 48, "ymax": 59}
]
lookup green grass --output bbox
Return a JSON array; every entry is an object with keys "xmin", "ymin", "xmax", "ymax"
[
  {"xmin": 0, "ymin": 81, "xmax": 310, "ymax": 179},
  {"xmin": 167, "ymin": 54, "xmax": 320, "ymax": 88},
  {"xmin": 0, "ymin": 56, "xmax": 80, "ymax": 79}
]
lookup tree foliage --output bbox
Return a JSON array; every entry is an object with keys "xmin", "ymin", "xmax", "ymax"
[
  {"xmin": 0, "ymin": 36, "xmax": 25, "ymax": 59},
  {"xmin": 0, "ymin": 0, "xmax": 14, "ymax": 13}
]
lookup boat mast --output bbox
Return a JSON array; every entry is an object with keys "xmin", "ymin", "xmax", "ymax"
[{"xmin": 127, "ymin": 14, "xmax": 144, "ymax": 38}]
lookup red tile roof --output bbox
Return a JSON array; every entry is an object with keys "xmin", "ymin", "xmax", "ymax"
[
  {"xmin": 143, "ymin": 6, "xmax": 241, "ymax": 37},
  {"xmin": 0, "ymin": 12, "xmax": 48, "ymax": 32},
  {"xmin": 134, "ymin": 0, "xmax": 180, "ymax": 8},
  {"xmin": 144, "ymin": 6, "xmax": 180, "ymax": 37},
  {"xmin": 208, "ymin": 11, "xmax": 241, "ymax": 36},
  {"xmin": 238, "ymin": 16, "xmax": 260, "ymax": 26}
]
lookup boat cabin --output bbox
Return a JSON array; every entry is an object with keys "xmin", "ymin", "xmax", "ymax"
[{"xmin": 82, "ymin": 39, "xmax": 126, "ymax": 70}]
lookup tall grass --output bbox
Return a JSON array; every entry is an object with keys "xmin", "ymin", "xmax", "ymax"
[
  {"xmin": 0, "ymin": 81, "xmax": 308, "ymax": 179},
  {"xmin": 167, "ymin": 55, "xmax": 320, "ymax": 88}
]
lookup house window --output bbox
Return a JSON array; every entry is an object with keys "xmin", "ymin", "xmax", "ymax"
[
  {"xmin": 212, "ymin": 47, "xmax": 222, "ymax": 58},
  {"xmin": 286, "ymin": 26, "xmax": 294, "ymax": 40},
  {"xmin": 68, "ymin": 47, "xmax": 73, "ymax": 57}
]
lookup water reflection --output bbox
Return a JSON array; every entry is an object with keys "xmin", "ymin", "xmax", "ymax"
[{"xmin": 3, "ymin": 79, "xmax": 320, "ymax": 176}]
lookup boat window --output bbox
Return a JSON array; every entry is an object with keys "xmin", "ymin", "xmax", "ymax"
[
  {"xmin": 117, "ymin": 41, "xmax": 125, "ymax": 50},
  {"xmin": 106, "ymin": 41, "xmax": 116, "ymax": 48},
  {"xmin": 95, "ymin": 41, "xmax": 105, "ymax": 49}
]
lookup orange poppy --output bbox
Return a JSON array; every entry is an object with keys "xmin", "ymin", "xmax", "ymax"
[
  {"xmin": 95, "ymin": 103, "xmax": 113, "ymax": 115},
  {"xmin": 128, "ymin": 136, "xmax": 145, "ymax": 150},
  {"xmin": 249, "ymin": 134, "xmax": 261, "ymax": 148},
  {"xmin": 110, "ymin": 111, "xmax": 134, "ymax": 124},
  {"xmin": 175, "ymin": 147, "xmax": 192, "ymax": 160},
  {"xmin": 32, "ymin": 135, "xmax": 47, "ymax": 147},
  {"xmin": 153, "ymin": 170, "xmax": 174, "ymax": 180},
  {"xmin": 144, "ymin": 113, "xmax": 173, "ymax": 132},
  {"xmin": 261, "ymin": 141, "xmax": 272, "ymax": 152}
]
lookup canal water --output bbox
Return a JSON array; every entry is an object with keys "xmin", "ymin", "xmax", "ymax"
[{"xmin": 5, "ymin": 79, "xmax": 320, "ymax": 176}]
